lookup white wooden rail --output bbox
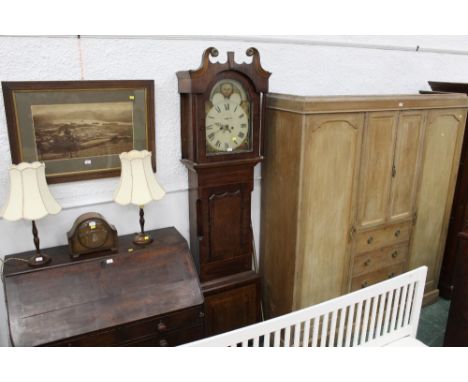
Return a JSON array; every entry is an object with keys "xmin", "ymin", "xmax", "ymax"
[{"xmin": 183, "ymin": 266, "xmax": 428, "ymax": 347}]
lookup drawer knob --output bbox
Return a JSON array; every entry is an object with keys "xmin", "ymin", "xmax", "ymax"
[
  {"xmin": 394, "ymin": 230, "xmax": 401, "ymax": 237},
  {"xmin": 157, "ymin": 321, "xmax": 168, "ymax": 332},
  {"xmin": 391, "ymin": 251, "xmax": 398, "ymax": 258},
  {"xmin": 199, "ymin": 311, "xmax": 205, "ymax": 318},
  {"xmin": 388, "ymin": 272, "xmax": 396, "ymax": 279},
  {"xmin": 367, "ymin": 236, "xmax": 374, "ymax": 244},
  {"xmin": 361, "ymin": 281, "xmax": 369, "ymax": 288},
  {"xmin": 159, "ymin": 339, "xmax": 168, "ymax": 347},
  {"xmin": 364, "ymin": 259, "xmax": 371, "ymax": 266}
]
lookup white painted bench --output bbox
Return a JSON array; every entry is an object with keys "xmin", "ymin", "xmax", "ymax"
[{"xmin": 183, "ymin": 266, "xmax": 428, "ymax": 347}]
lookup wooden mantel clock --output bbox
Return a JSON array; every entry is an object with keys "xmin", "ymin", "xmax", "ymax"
[{"xmin": 177, "ymin": 47, "xmax": 270, "ymax": 336}]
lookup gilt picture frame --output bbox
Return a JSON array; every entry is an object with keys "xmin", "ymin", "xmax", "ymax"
[{"xmin": 1, "ymin": 80, "xmax": 155, "ymax": 183}]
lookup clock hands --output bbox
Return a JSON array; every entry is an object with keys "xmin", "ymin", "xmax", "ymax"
[{"xmin": 215, "ymin": 122, "xmax": 234, "ymax": 132}]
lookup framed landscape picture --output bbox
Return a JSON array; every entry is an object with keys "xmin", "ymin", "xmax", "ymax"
[{"xmin": 1, "ymin": 80, "xmax": 155, "ymax": 183}]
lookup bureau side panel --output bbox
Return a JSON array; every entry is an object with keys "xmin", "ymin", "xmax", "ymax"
[
  {"xmin": 260, "ymin": 109, "xmax": 303, "ymax": 318},
  {"xmin": 410, "ymin": 108, "xmax": 466, "ymax": 301},
  {"xmin": 294, "ymin": 113, "xmax": 364, "ymax": 308}
]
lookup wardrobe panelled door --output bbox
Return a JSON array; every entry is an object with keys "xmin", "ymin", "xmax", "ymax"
[
  {"xmin": 261, "ymin": 94, "xmax": 468, "ymax": 319},
  {"xmin": 409, "ymin": 108, "xmax": 466, "ymax": 303}
]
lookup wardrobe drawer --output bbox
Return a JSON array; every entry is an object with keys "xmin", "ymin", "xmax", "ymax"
[
  {"xmin": 355, "ymin": 222, "xmax": 411, "ymax": 253},
  {"xmin": 350, "ymin": 263, "xmax": 407, "ymax": 291},
  {"xmin": 352, "ymin": 244, "xmax": 409, "ymax": 276}
]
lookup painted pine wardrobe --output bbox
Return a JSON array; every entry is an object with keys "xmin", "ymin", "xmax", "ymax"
[{"xmin": 260, "ymin": 93, "xmax": 468, "ymax": 318}]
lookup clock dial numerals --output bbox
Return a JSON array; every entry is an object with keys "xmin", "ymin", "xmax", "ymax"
[
  {"xmin": 205, "ymin": 79, "xmax": 251, "ymax": 154},
  {"xmin": 206, "ymin": 100, "xmax": 249, "ymax": 152}
]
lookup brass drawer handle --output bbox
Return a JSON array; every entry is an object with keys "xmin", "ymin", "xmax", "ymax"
[
  {"xmin": 388, "ymin": 272, "xmax": 396, "ymax": 279},
  {"xmin": 394, "ymin": 230, "xmax": 401, "ymax": 237},
  {"xmin": 364, "ymin": 259, "xmax": 371, "ymax": 266},
  {"xmin": 367, "ymin": 236, "xmax": 374, "ymax": 244},
  {"xmin": 391, "ymin": 251, "xmax": 398, "ymax": 258},
  {"xmin": 159, "ymin": 339, "xmax": 168, "ymax": 347},
  {"xmin": 157, "ymin": 321, "xmax": 168, "ymax": 332},
  {"xmin": 361, "ymin": 281, "xmax": 369, "ymax": 288}
]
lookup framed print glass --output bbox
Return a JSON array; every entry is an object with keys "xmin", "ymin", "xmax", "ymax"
[{"xmin": 1, "ymin": 80, "xmax": 155, "ymax": 183}]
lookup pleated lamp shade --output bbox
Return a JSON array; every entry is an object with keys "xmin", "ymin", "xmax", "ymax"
[
  {"xmin": 113, "ymin": 150, "xmax": 165, "ymax": 206},
  {"xmin": 0, "ymin": 162, "xmax": 62, "ymax": 221}
]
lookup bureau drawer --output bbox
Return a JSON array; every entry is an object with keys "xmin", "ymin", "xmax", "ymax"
[
  {"xmin": 48, "ymin": 307, "xmax": 204, "ymax": 346},
  {"xmin": 53, "ymin": 329, "xmax": 119, "ymax": 347},
  {"xmin": 352, "ymin": 244, "xmax": 409, "ymax": 277},
  {"xmin": 120, "ymin": 325, "xmax": 204, "ymax": 347},
  {"xmin": 355, "ymin": 222, "xmax": 411, "ymax": 253},
  {"xmin": 118, "ymin": 306, "xmax": 204, "ymax": 341},
  {"xmin": 350, "ymin": 263, "xmax": 407, "ymax": 292}
]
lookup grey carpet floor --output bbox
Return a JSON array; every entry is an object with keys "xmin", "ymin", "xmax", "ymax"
[{"xmin": 416, "ymin": 298, "xmax": 450, "ymax": 347}]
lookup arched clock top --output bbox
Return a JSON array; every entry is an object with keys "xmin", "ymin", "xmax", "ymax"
[{"xmin": 177, "ymin": 47, "xmax": 271, "ymax": 94}]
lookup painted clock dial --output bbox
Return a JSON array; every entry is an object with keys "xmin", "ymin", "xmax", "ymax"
[{"xmin": 205, "ymin": 79, "xmax": 251, "ymax": 154}]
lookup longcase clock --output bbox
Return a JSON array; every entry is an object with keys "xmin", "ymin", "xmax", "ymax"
[{"xmin": 177, "ymin": 47, "xmax": 270, "ymax": 335}]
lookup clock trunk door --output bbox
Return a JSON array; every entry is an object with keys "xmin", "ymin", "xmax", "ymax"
[{"xmin": 198, "ymin": 182, "xmax": 253, "ymax": 281}]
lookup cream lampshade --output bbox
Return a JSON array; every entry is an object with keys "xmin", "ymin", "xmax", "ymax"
[
  {"xmin": 0, "ymin": 162, "xmax": 61, "ymax": 267},
  {"xmin": 113, "ymin": 150, "xmax": 165, "ymax": 245}
]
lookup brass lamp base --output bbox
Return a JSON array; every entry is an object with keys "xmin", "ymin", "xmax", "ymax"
[
  {"xmin": 133, "ymin": 232, "xmax": 153, "ymax": 246},
  {"xmin": 28, "ymin": 253, "xmax": 51, "ymax": 268}
]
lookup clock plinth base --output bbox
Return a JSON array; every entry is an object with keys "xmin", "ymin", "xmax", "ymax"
[
  {"xmin": 28, "ymin": 253, "xmax": 51, "ymax": 268},
  {"xmin": 133, "ymin": 233, "xmax": 153, "ymax": 246}
]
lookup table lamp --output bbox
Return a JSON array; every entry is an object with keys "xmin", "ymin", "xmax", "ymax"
[
  {"xmin": 113, "ymin": 150, "xmax": 165, "ymax": 245},
  {"xmin": 0, "ymin": 162, "xmax": 62, "ymax": 267}
]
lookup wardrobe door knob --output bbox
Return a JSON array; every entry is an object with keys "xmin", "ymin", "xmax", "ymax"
[
  {"xmin": 394, "ymin": 230, "xmax": 401, "ymax": 237},
  {"xmin": 391, "ymin": 251, "xmax": 398, "ymax": 258},
  {"xmin": 364, "ymin": 259, "xmax": 371, "ymax": 266},
  {"xmin": 367, "ymin": 236, "xmax": 374, "ymax": 244}
]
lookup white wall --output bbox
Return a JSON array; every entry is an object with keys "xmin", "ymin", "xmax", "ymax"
[{"xmin": 2, "ymin": 35, "xmax": 468, "ymax": 346}]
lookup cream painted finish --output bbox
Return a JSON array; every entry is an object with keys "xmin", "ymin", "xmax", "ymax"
[
  {"xmin": 294, "ymin": 113, "xmax": 364, "ymax": 309},
  {"xmin": 409, "ymin": 109, "xmax": 466, "ymax": 300},
  {"xmin": 261, "ymin": 94, "xmax": 468, "ymax": 318}
]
